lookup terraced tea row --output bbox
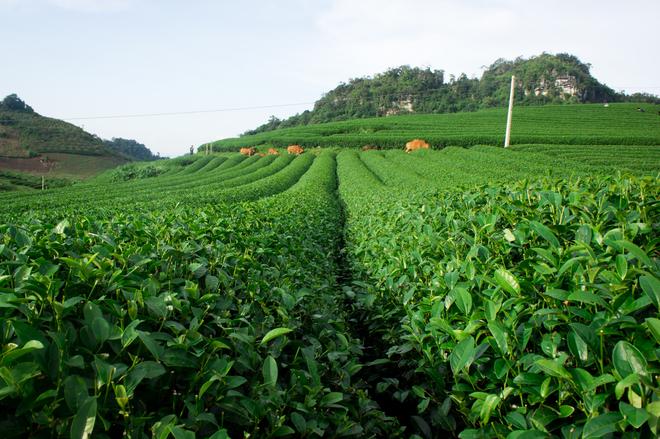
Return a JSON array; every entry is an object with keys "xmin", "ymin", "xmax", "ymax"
[
  {"xmin": 1, "ymin": 146, "xmax": 658, "ymax": 438},
  {"xmin": 336, "ymin": 149, "xmax": 660, "ymax": 437},
  {"xmin": 210, "ymin": 103, "xmax": 660, "ymax": 150},
  {"xmin": 0, "ymin": 154, "xmax": 310, "ymax": 218}
]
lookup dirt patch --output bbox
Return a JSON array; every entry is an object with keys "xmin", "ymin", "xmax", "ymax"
[
  {"xmin": 0, "ymin": 156, "xmax": 46, "ymax": 173},
  {"xmin": 0, "ymin": 153, "xmax": 129, "ymax": 179}
]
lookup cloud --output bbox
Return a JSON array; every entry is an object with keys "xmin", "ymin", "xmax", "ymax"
[{"xmin": 305, "ymin": 0, "xmax": 660, "ymax": 91}]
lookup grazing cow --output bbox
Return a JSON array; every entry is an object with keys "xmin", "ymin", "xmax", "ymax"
[
  {"xmin": 362, "ymin": 144, "xmax": 381, "ymax": 151},
  {"xmin": 405, "ymin": 139, "xmax": 430, "ymax": 153},
  {"xmin": 637, "ymin": 107, "xmax": 645, "ymax": 112},
  {"xmin": 287, "ymin": 145, "xmax": 304, "ymax": 155},
  {"xmin": 267, "ymin": 148, "xmax": 280, "ymax": 155},
  {"xmin": 239, "ymin": 147, "xmax": 256, "ymax": 156}
]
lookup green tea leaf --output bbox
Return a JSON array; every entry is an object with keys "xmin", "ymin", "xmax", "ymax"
[
  {"xmin": 170, "ymin": 426, "xmax": 195, "ymax": 439},
  {"xmin": 615, "ymin": 373, "xmax": 640, "ymax": 400},
  {"xmin": 290, "ymin": 412, "xmax": 306, "ymax": 433},
  {"xmin": 612, "ymin": 341, "xmax": 647, "ymax": 378},
  {"xmin": 615, "ymin": 254, "xmax": 628, "ymax": 280},
  {"xmin": 529, "ymin": 221, "xmax": 560, "ymax": 249},
  {"xmin": 494, "ymin": 268, "xmax": 520, "ymax": 295},
  {"xmin": 480, "ymin": 394, "xmax": 501, "ymax": 424},
  {"xmin": 70, "ymin": 396, "xmax": 97, "ymax": 439},
  {"xmin": 535, "ymin": 358, "xmax": 571, "ymax": 380},
  {"xmin": 640, "ymin": 275, "xmax": 660, "ymax": 309},
  {"xmin": 567, "ymin": 291, "xmax": 607, "ymax": 307},
  {"xmin": 208, "ymin": 430, "xmax": 230, "ymax": 439},
  {"xmin": 619, "ymin": 402, "xmax": 649, "ymax": 429},
  {"xmin": 582, "ymin": 412, "xmax": 622, "ymax": 438},
  {"xmin": 615, "ymin": 240, "xmax": 652, "ymax": 268},
  {"xmin": 450, "ymin": 336, "xmax": 476, "ymax": 374},
  {"xmin": 54, "ymin": 219, "xmax": 70, "ymax": 235},
  {"xmin": 320, "ymin": 392, "xmax": 344, "ymax": 406},
  {"xmin": 567, "ymin": 330, "xmax": 589, "ymax": 363},
  {"xmin": 645, "ymin": 317, "xmax": 660, "ymax": 344},
  {"xmin": 260, "ymin": 327, "xmax": 293, "ymax": 345},
  {"xmin": 453, "ymin": 287, "xmax": 472, "ymax": 315},
  {"xmin": 64, "ymin": 375, "xmax": 89, "ymax": 412},
  {"xmin": 488, "ymin": 321, "xmax": 508, "ymax": 355},
  {"xmin": 262, "ymin": 356, "xmax": 278, "ymax": 387}
]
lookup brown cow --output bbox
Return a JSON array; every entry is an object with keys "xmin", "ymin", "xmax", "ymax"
[
  {"xmin": 287, "ymin": 145, "xmax": 304, "ymax": 155},
  {"xmin": 267, "ymin": 148, "xmax": 280, "ymax": 155},
  {"xmin": 239, "ymin": 147, "xmax": 256, "ymax": 156},
  {"xmin": 405, "ymin": 139, "xmax": 430, "ymax": 153},
  {"xmin": 258, "ymin": 153, "xmax": 266, "ymax": 157}
]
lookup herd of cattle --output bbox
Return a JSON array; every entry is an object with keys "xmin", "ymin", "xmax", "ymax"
[{"xmin": 238, "ymin": 139, "xmax": 430, "ymax": 156}]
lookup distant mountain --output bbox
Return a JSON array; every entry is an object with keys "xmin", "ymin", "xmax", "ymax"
[
  {"xmin": 243, "ymin": 53, "xmax": 659, "ymax": 135},
  {"xmin": 0, "ymin": 94, "xmax": 159, "ymax": 189}
]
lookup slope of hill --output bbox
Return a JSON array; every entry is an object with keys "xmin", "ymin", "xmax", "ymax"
[
  {"xmin": 0, "ymin": 94, "xmax": 157, "ymax": 190},
  {"xmin": 242, "ymin": 53, "xmax": 657, "ymax": 136},
  {"xmin": 209, "ymin": 102, "xmax": 660, "ymax": 151},
  {"xmin": 0, "ymin": 100, "xmax": 110, "ymax": 158}
]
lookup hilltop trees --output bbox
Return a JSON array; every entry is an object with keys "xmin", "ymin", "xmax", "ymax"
[
  {"xmin": 0, "ymin": 94, "xmax": 34, "ymax": 112},
  {"xmin": 103, "ymin": 137, "xmax": 161, "ymax": 161},
  {"xmin": 243, "ymin": 53, "xmax": 653, "ymax": 135}
]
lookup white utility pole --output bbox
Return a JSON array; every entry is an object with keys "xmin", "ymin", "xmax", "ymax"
[{"xmin": 504, "ymin": 75, "xmax": 515, "ymax": 148}]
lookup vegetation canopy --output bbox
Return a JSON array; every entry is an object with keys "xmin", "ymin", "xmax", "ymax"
[{"xmin": 0, "ymin": 140, "xmax": 658, "ymax": 438}]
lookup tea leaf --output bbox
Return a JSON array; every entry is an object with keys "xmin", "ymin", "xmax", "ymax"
[{"xmin": 260, "ymin": 327, "xmax": 293, "ymax": 345}]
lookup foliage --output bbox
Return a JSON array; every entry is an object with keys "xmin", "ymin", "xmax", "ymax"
[
  {"xmin": 103, "ymin": 138, "xmax": 161, "ymax": 162},
  {"xmin": 241, "ymin": 53, "xmax": 647, "ymax": 134},
  {"xmin": 0, "ymin": 145, "xmax": 658, "ymax": 437},
  {"xmin": 108, "ymin": 163, "xmax": 166, "ymax": 182},
  {"xmin": 213, "ymin": 103, "xmax": 660, "ymax": 151},
  {"xmin": 338, "ymin": 150, "xmax": 659, "ymax": 436},
  {"xmin": 0, "ymin": 170, "xmax": 71, "ymax": 191},
  {"xmin": 0, "ymin": 94, "xmax": 34, "ymax": 113}
]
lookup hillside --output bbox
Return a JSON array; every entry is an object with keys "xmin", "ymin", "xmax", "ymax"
[
  {"xmin": 0, "ymin": 94, "xmax": 111, "ymax": 158},
  {"xmin": 209, "ymin": 102, "xmax": 660, "ymax": 151},
  {"xmin": 241, "ymin": 53, "xmax": 656, "ymax": 136},
  {"xmin": 0, "ymin": 94, "xmax": 158, "ymax": 189}
]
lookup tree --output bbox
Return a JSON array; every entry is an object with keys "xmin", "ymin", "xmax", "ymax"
[{"xmin": 0, "ymin": 94, "xmax": 34, "ymax": 112}]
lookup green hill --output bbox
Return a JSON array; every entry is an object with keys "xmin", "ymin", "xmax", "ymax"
[
  {"xmin": 0, "ymin": 94, "xmax": 111, "ymax": 158},
  {"xmin": 208, "ymin": 102, "xmax": 660, "ymax": 151},
  {"xmin": 0, "ymin": 94, "xmax": 158, "ymax": 190},
  {"xmin": 240, "ymin": 53, "xmax": 657, "ymax": 136}
]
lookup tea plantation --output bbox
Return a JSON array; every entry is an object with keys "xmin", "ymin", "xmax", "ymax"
[
  {"xmin": 208, "ymin": 103, "xmax": 660, "ymax": 150},
  {"xmin": 0, "ymin": 144, "xmax": 658, "ymax": 438}
]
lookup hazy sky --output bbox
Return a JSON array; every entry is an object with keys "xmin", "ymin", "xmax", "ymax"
[{"xmin": 1, "ymin": 0, "xmax": 659, "ymax": 157}]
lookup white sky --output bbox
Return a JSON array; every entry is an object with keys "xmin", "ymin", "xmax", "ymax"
[{"xmin": 1, "ymin": 0, "xmax": 659, "ymax": 157}]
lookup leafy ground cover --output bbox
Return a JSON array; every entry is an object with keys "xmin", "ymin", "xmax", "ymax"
[
  {"xmin": 0, "ymin": 146, "xmax": 658, "ymax": 438},
  {"xmin": 209, "ymin": 103, "xmax": 660, "ymax": 150},
  {"xmin": 338, "ymin": 149, "xmax": 659, "ymax": 436}
]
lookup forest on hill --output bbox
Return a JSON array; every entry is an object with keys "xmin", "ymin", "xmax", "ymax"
[{"xmin": 244, "ymin": 53, "xmax": 660, "ymax": 136}]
